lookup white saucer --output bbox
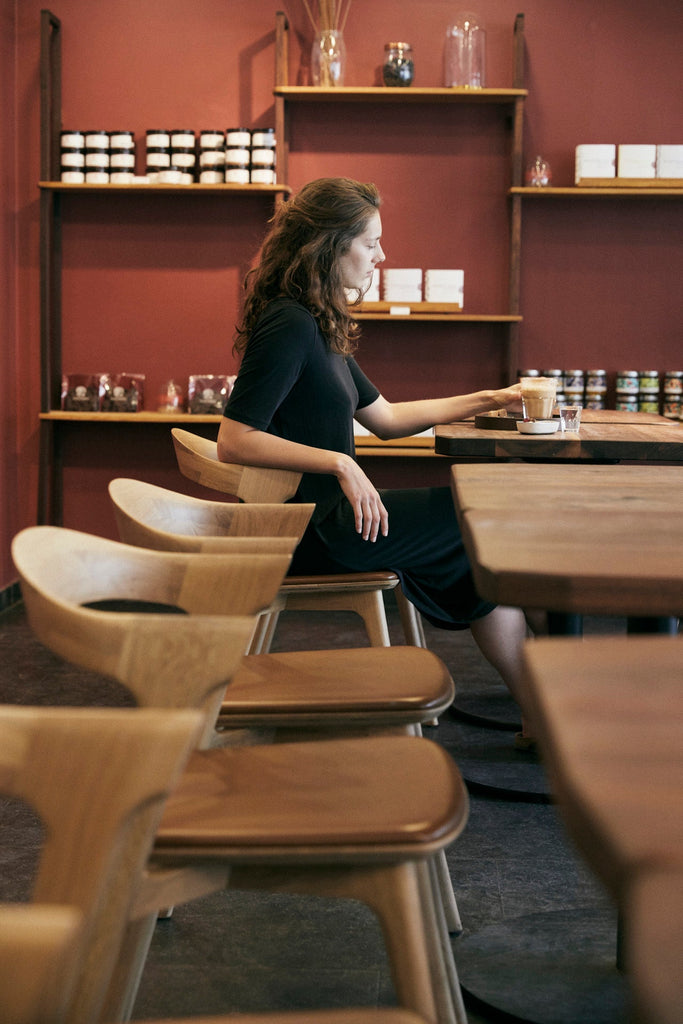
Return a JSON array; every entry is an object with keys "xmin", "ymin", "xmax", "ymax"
[{"xmin": 516, "ymin": 419, "xmax": 560, "ymax": 435}]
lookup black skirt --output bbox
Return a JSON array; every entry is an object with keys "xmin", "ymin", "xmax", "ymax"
[{"xmin": 288, "ymin": 486, "xmax": 495, "ymax": 630}]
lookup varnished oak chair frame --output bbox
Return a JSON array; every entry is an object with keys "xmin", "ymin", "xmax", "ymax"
[
  {"xmin": 13, "ymin": 526, "xmax": 469, "ymax": 1024},
  {"xmin": 171, "ymin": 427, "xmax": 426, "ymax": 650}
]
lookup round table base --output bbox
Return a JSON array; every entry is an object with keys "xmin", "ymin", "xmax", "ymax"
[
  {"xmin": 455, "ymin": 723, "xmax": 552, "ymax": 803},
  {"xmin": 455, "ymin": 909, "xmax": 629, "ymax": 1024}
]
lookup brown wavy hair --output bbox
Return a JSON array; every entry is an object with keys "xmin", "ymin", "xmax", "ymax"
[{"xmin": 234, "ymin": 177, "xmax": 381, "ymax": 357}]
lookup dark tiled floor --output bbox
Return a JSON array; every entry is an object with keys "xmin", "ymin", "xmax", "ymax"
[{"xmin": 0, "ymin": 599, "xmax": 629, "ymax": 1023}]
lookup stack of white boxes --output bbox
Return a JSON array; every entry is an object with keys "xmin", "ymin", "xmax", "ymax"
[
  {"xmin": 382, "ymin": 268, "xmax": 423, "ymax": 304},
  {"xmin": 424, "ymin": 269, "xmax": 464, "ymax": 307},
  {"xmin": 575, "ymin": 143, "xmax": 683, "ymax": 183}
]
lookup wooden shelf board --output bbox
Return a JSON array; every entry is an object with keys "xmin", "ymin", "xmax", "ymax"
[
  {"xmin": 38, "ymin": 182, "xmax": 291, "ymax": 195},
  {"xmin": 511, "ymin": 185, "xmax": 683, "ymax": 198},
  {"xmin": 354, "ymin": 313, "xmax": 522, "ymax": 322},
  {"xmin": 40, "ymin": 411, "xmax": 223, "ymax": 424},
  {"xmin": 274, "ymin": 86, "xmax": 526, "ymax": 104}
]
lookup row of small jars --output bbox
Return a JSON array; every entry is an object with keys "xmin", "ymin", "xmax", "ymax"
[
  {"xmin": 615, "ymin": 370, "xmax": 682, "ymax": 419},
  {"xmin": 59, "ymin": 128, "xmax": 276, "ymax": 185}
]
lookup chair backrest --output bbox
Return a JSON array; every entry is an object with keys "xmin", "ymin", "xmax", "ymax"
[
  {"xmin": 0, "ymin": 904, "xmax": 83, "ymax": 1024},
  {"xmin": 108, "ymin": 477, "xmax": 314, "ymax": 553},
  {"xmin": 0, "ymin": 705, "xmax": 201, "ymax": 1024},
  {"xmin": 172, "ymin": 427, "xmax": 302, "ymax": 503},
  {"xmin": 12, "ymin": 526, "xmax": 288, "ymax": 742}
]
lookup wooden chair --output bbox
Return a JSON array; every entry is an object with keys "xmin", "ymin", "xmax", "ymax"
[
  {"xmin": 13, "ymin": 526, "xmax": 469, "ymax": 1024},
  {"xmin": 108, "ymin": 478, "xmax": 459, "ymax": 937},
  {"xmin": 108, "ymin": 478, "xmax": 455, "ymax": 736},
  {"xmin": 0, "ymin": 704, "xmax": 201, "ymax": 1024},
  {"xmin": 135, "ymin": 1012, "xmax": 429, "ymax": 1024},
  {"xmin": 0, "ymin": 904, "xmax": 83, "ymax": 1024},
  {"xmin": 171, "ymin": 427, "xmax": 426, "ymax": 650}
]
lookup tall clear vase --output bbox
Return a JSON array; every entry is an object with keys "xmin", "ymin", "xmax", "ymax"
[{"xmin": 311, "ymin": 30, "xmax": 346, "ymax": 87}]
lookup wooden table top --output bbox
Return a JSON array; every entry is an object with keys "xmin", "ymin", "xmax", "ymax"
[
  {"xmin": 450, "ymin": 463, "xmax": 683, "ymax": 616},
  {"xmin": 435, "ymin": 410, "xmax": 683, "ymax": 462},
  {"xmin": 521, "ymin": 635, "xmax": 683, "ymax": 895}
]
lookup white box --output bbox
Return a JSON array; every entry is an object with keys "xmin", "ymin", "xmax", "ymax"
[
  {"xmin": 617, "ymin": 144, "xmax": 656, "ymax": 178},
  {"xmin": 364, "ymin": 268, "xmax": 380, "ymax": 302},
  {"xmin": 382, "ymin": 268, "xmax": 422, "ymax": 303},
  {"xmin": 656, "ymin": 145, "xmax": 683, "ymax": 178},
  {"xmin": 424, "ymin": 269, "xmax": 464, "ymax": 306},
  {"xmin": 575, "ymin": 144, "xmax": 616, "ymax": 184}
]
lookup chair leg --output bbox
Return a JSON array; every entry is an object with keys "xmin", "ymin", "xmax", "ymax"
[
  {"xmin": 283, "ymin": 590, "xmax": 392, "ymax": 646},
  {"xmin": 248, "ymin": 610, "xmax": 281, "ymax": 655},
  {"xmin": 228, "ymin": 861, "xmax": 445, "ymax": 1022},
  {"xmin": 434, "ymin": 849, "xmax": 462, "ymax": 935},
  {"xmin": 396, "ymin": 587, "xmax": 427, "ymax": 647}
]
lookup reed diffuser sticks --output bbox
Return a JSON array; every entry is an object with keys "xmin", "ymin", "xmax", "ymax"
[{"xmin": 301, "ymin": 0, "xmax": 353, "ymax": 33}]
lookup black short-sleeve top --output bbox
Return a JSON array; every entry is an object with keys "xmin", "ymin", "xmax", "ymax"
[{"xmin": 224, "ymin": 298, "xmax": 380, "ymax": 520}]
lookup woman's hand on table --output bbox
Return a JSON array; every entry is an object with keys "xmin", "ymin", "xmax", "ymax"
[{"xmin": 491, "ymin": 382, "xmax": 523, "ymax": 415}]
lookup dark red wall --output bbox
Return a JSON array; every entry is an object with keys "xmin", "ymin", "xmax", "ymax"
[{"xmin": 4, "ymin": 0, "xmax": 683, "ymax": 568}]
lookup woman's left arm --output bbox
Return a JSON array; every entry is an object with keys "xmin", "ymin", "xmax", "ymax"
[{"xmin": 356, "ymin": 383, "xmax": 522, "ymax": 440}]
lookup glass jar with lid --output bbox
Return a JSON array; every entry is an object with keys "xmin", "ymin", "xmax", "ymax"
[
  {"xmin": 663, "ymin": 371, "xmax": 683, "ymax": 394},
  {"xmin": 383, "ymin": 42, "xmax": 414, "ymax": 87},
  {"xmin": 616, "ymin": 370, "xmax": 639, "ymax": 394}
]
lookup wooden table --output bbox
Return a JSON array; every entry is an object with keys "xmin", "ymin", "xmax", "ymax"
[
  {"xmin": 451, "ymin": 463, "xmax": 683, "ymax": 619},
  {"xmin": 435, "ymin": 410, "xmax": 683, "ymax": 462},
  {"xmin": 521, "ymin": 635, "xmax": 683, "ymax": 1024},
  {"xmin": 447, "ymin": 463, "xmax": 681, "ymax": 1024}
]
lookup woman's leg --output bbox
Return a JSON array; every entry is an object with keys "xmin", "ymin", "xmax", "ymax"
[{"xmin": 470, "ymin": 605, "xmax": 534, "ymax": 738}]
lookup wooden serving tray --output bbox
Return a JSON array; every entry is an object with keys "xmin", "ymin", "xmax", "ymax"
[{"xmin": 474, "ymin": 413, "xmax": 522, "ymax": 430}]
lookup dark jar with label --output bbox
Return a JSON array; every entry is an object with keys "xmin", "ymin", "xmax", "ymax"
[{"xmin": 383, "ymin": 42, "xmax": 414, "ymax": 86}]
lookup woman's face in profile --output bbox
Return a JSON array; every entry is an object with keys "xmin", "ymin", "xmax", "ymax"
[{"xmin": 338, "ymin": 211, "xmax": 385, "ymax": 291}]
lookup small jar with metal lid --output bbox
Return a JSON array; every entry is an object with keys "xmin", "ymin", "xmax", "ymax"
[
  {"xmin": 615, "ymin": 394, "xmax": 638, "ymax": 413},
  {"xmin": 109, "ymin": 149, "xmax": 135, "ymax": 169},
  {"xmin": 199, "ymin": 169, "xmax": 225, "ymax": 184},
  {"xmin": 226, "ymin": 128, "xmax": 251, "ymax": 148},
  {"xmin": 517, "ymin": 368, "xmax": 539, "ymax": 381},
  {"xmin": 250, "ymin": 148, "xmax": 276, "ymax": 168},
  {"xmin": 563, "ymin": 369, "xmax": 585, "ymax": 395},
  {"xmin": 200, "ymin": 150, "xmax": 226, "ymax": 169},
  {"xmin": 146, "ymin": 130, "xmax": 171, "ymax": 149},
  {"xmin": 616, "ymin": 370, "xmax": 639, "ymax": 394},
  {"xmin": 226, "ymin": 147, "xmax": 250, "ymax": 167},
  {"xmin": 146, "ymin": 148, "xmax": 171, "ymax": 170},
  {"xmin": 61, "ymin": 130, "xmax": 85, "ymax": 149},
  {"xmin": 382, "ymin": 42, "xmax": 414, "ymax": 86},
  {"xmin": 157, "ymin": 167, "xmax": 184, "ymax": 185},
  {"xmin": 584, "ymin": 391, "xmax": 605, "ymax": 410},
  {"xmin": 663, "ymin": 371, "xmax": 683, "ymax": 394},
  {"xmin": 61, "ymin": 169, "xmax": 85, "ymax": 183},
  {"xmin": 60, "ymin": 148, "xmax": 85, "ymax": 168},
  {"xmin": 84, "ymin": 130, "xmax": 109, "ymax": 149},
  {"xmin": 638, "ymin": 395, "xmax": 660, "ymax": 414},
  {"xmin": 109, "ymin": 171, "xmax": 135, "ymax": 184},
  {"xmin": 85, "ymin": 148, "xmax": 110, "ymax": 168},
  {"xmin": 662, "ymin": 397, "xmax": 681, "ymax": 420},
  {"xmin": 250, "ymin": 167, "xmax": 276, "ymax": 185},
  {"xmin": 638, "ymin": 370, "xmax": 660, "ymax": 393},
  {"xmin": 109, "ymin": 131, "xmax": 135, "ymax": 149},
  {"xmin": 586, "ymin": 369, "xmax": 607, "ymax": 393},
  {"xmin": 225, "ymin": 167, "xmax": 250, "ymax": 184},
  {"xmin": 84, "ymin": 168, "xmax": 109, "ymax": 184},
  {"xmin": 170, "ymin": 130, "xmax": 195, "ymax": 149},
  {"xmin": 171, "ymin": 147, "xmax": 196, "ymax": 169},
  {"xmin": 251, "ymin": 128, "xmax": 275, "ymax": 149},
  {"xmin": 200, "ymin": 130, "xmax": 225, "ymax": 149}
]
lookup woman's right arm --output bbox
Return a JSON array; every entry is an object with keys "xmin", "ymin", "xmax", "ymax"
[{"xmin": 217, "ymin": 417, "xmax": 388, "ymax": 541}]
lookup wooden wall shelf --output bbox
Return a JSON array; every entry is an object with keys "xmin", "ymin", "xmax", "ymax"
[
  {"xmin": 274, "ymin": 86, "xmax": 527, "ymax": 103},
  {"xmin": 38, "ymin": 182, "xmax": 291, "ymax": 196},
  {"xmin": 511, "ymin": 186, "xmax": 683, "ymax": 198}
]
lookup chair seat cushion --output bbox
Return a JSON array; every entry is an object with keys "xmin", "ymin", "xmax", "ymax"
[
  {"xmin": 154, "ymin": 735, "xmax": 467, "ymax": 858},
  {"xmin": 221, "ymin": 647, "xmax": 454, "ymax": 721}
]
